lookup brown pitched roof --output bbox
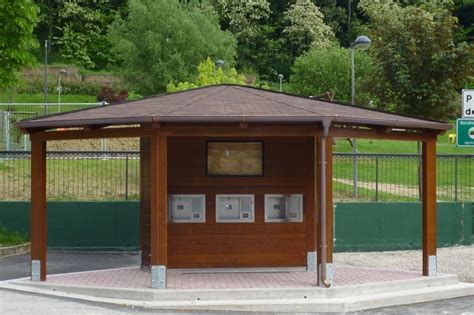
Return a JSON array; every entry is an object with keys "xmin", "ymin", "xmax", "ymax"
[{"xmin": 17, "ymin": 85, "xmax": 450, "ymax": 131}]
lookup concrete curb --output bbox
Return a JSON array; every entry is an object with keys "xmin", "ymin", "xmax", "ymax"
[
  {"xmin": 2, "ymin": 281, "xmax": 473, "ymax": 313},
  {"xmin": 0, "ymin": 242, "xmax": 30, "ymax": 258},
  {"xmin": 3, "ymin": 274, "xmax": 473, "ymax": 313}
]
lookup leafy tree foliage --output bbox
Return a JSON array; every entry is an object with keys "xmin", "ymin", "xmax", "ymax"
[
  {"xmin": 166, "ymin": 57, "xmax": 246, "ymax": 92},
  {"xmin": 54, "ymin": 2, "xmax": 108, "ymax": 69},
  {"xmin": 289, "ymin": 46, "xmax": 372, "ymax": 103},
  {"xmin": 284, "ymin": 0, "xmax": 335, "ymax": 56},
  {"xmin": 0, "ymin": 0, "xmax": 39, "ymax": 89},
  {"xmin": 360, "ymin": 0, "xmax": 474, "ymax": 120},
  {"xmin": 108, "ymin": 0, "xmax": 236, "ymax": 95},
  {"xmin": 34, "ymin": 0, "xmax": 126, "ymax": 68}
]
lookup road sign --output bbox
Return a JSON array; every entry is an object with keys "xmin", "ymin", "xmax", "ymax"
[
  {"xmin": 462, "ymin": 89, "xmax": 474, "ymax": 118},
  {"xmin": 456, "ymin": 119, "xmax": 474, "ymax": 147}
]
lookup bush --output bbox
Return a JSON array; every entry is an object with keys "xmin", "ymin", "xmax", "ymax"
[
  {"xmin": 289, "ymin": 46, "xmax": 372, "ymax": 105},
  {"xmin": 96, "ymin": 86, "xmax": 128, "ymax": 104},
  {"xmin": 0, "ymin": 226, "xmax": 28, "ymax": 246}
]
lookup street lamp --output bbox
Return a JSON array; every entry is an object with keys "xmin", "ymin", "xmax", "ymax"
[
  {"xmin": 278, "ymin": 74, "xmax": 284, "ymax": 92},
  {"xmin": 350, "ymin": 35, "xmax": 371, "ymax": 197},
  {"xmin": 214, "ymin": 60, "xmax": 224, "ymax": 82},
  {"xmin": 57, "ymin": 69, "xmax": 67, "ymax": 113}
]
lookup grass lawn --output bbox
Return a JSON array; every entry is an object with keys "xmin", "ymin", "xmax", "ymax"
[{"xmin": 0, "ymin": 226, "xmax": 28, "ymax": 246}]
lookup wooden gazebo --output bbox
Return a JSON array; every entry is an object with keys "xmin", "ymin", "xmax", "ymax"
[{"xmin": 17, "ymin": 85, "xmax": 450, "ymax": 288}]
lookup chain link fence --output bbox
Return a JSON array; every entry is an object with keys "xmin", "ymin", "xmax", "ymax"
[
  {"xmin": 0, "ymin": 151, "xmax": 472, "ymax": 202},
  {"xmin": 0, "ymin": 103, "xmax": 103, "ymax": 151}
]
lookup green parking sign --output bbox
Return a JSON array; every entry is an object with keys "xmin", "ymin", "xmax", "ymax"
[{"xmin": 456, "ymin": 119, "xmax": 474, "ymax": 147}]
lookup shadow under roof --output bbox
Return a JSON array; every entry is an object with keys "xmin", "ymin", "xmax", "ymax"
[{"xmin": 17, "ymin": 85, "xmax": 451, "ymax": 131}]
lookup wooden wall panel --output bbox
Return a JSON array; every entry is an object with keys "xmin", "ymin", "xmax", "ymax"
[
  {"xmin": 140, "ymin": 137, "xmax": 151, "ymax": 267},
  {"xmin": 163, "ymin": 137, "xmax": 314, "ymax": 268}
]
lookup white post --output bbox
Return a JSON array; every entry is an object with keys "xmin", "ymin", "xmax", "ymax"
[
  {"xmin": 5, "ymin": 112, "xmax": 10, "ymax": 151},
  {"xmin": 351, "ymin": 46, "xmax": 358, "ymax": 197}
]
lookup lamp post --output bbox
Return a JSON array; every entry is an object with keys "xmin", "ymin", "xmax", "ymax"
[
  {"xmin": 350, "ymin": 35, "xmax": 371, "ymax": 197},
  {"xmin": 57, "ymin": 69, "xmax": 67, "ymax": 113},
  {"xmin": 44, "ymin": 40, "xmax": 48, "ymax": 115},
  {"xmin": 278, "ymin": 74, "xmax": 284, "ymax": 92}
]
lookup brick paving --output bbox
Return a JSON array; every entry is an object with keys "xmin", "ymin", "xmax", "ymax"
[{"xmin": 46, "ymin": 265, "xmax": 422, "ymax": 289}]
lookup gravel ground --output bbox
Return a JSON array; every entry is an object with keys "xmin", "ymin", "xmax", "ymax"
[{"xmin": 334, "ymin": 244, "xmax": 474, "ymax": 283}]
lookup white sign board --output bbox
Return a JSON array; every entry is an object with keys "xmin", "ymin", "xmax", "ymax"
[{"xmin": 462, "ymin": 89, "xmax": 474, "ymax": 118}]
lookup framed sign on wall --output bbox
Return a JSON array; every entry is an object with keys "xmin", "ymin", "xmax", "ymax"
[{"xmin": 206, "ymin": 141, "xmax": 263, "ymax": 176}]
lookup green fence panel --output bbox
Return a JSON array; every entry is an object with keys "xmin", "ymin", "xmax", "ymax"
[
  {"xmin": 334, "ymin": 202, "xmax": 472, "ymax": 252},
  {"xmin": 0, "ymin": 201, "xmax": 470, "ymax": 252},
  {"xmin": 0, "ymin": 201, "xmax": 139, "ymax": 250}
]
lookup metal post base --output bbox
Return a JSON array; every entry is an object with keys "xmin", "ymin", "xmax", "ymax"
[
  {"xmin": 151, "ymin": 265, "xmax": 167, "ymax": 289},
  {"xmin": 318, "ymin": 263, "xmax": 333, "ymax": 287},
  {"xmin": 307, "ymin": 252, "xmax": 317, "ymax": 272},
  {"xmin": 428, "ymin": 255, "xmax": 437, "ymax": 276},
  {"xmin": 31, "ymin": 260, "xmax": 41, "ymax": 282}
]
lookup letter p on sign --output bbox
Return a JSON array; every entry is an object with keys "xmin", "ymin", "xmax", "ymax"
[{"xmin": 462, "ymin": 90, "xmax": 474, "ymax": 118}]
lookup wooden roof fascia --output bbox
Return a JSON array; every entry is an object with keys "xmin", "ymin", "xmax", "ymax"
[
  {"xmin": 30, "ymin": 126, "xmax": 157, "ymax": 141},
  {"xmin": 329, "ymin": 126, "xmax": 440, "ymax": 141}
]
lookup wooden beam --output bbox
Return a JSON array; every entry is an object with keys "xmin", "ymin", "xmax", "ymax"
[
  {"xmin": 329, "ymin": 127, "xmax": 439, "ymax": 141},
  {"xmin": 30, "ymin": 125, "xmax": 322, "ymax": 141},
  {"xmin": 30, "ymin": 140, "xmax": 47, "ymax": 281},
  {"xmin": 159, "ymin": 125, "xmax": 321, "ymax": 137},
  {"xmin": 30, "ymin": 127, "xmax": 156, "ymax": 141},
  {"xmin": 150, "ymin": 135, "xmax": 168, "ymax": 266},
  {"xmin": 422, "ymin": 138, "xmax": 437, "ymax": 276}
]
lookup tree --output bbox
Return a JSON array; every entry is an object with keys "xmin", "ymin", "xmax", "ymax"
[
  {"xmin": 284, "ymin": 0, "xmax": 335, "ymax": 56},
  {"xmin": 0, "ymin": 0, "xmax": 39, "ymax": 89},
  {"xmin": 108, "ymin": 0, "xmax": 236, "ymax": 95},
  {"xmin": 34, "ymin": 0, "xmax": 127, "ymax": 68},
  {"xmin": 54, "ymin": 2, "xmax": 108, "ymax": 69},
  {"xmin": 209, "ymin": 0, "xmax": 275, "ymax": 74},
  {"xmin": 166, "ymin": 57, "xmax": 246, "ymax": 92},
  {"xmin": 359, "ymin": 0, "xmax": 474, "ymax": 120},
  {"xmin": 289, "ymin": 46, "xmax": 372, "ymax": 103}
]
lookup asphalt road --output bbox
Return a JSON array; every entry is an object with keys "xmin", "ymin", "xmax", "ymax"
[
  {"xmin": 0, "ymin": 251, "xmax": 140, "ymax": 281},
  {"xmin": 0, "ymin": 252, "xmax": 473, "ymax": 314}
]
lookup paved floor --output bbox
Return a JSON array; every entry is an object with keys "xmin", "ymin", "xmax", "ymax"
[
  {"xmin": 1, "ymin": 251, "xmax": 473, "ymax": 314},
  {"xmin": 46, "ymin": 265, "xmax": 421, "ymax": 289}
]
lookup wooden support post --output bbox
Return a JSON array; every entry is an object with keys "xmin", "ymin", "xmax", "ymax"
[
  {"xmin": 422, "ymin": 138, "xmax": 437, "ymax": 276},
  {"xmin": 30, "ymin": 140, "xmax": 47, "ymax": 281},
  {"xmin": 316, "ymin": 136, "xmax": 334, "ymax": 284},
  {"xmin": 140, "ymin": 137, "xmax": 151, "ymax": 268},
  {"xmin": 150, "ymin": 135, "xmax": 168, "ymax": 288},
  {"xmin": 306, "ymin": 137, "xmax": 318, "ymax": 271}
]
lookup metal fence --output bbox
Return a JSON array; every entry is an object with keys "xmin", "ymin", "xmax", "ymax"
[
  {"xmin": 333, "ymin": 153, "xmax": 473, "ymax": 201},
  {"xmin": 0, "ymin": 151, "xmax": 139, "ymax": 200},
  {"xmin": 0, "ymin": 151, "xmax": 472, "ymax": 201},
  {"xmin": 0, "ymin": 103, "xmax": 103, "ymax": 151}
]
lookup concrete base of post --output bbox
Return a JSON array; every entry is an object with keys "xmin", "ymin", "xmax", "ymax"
[
  {"xmin": 151, "ymin": 265, "xmax": 167, "ymax": 289},
  {"xmin": 307, "ymin": 252, "xmax": 317, "ymax": 272},
  {"xmin": 31, "ymin": 260, "xmax": 41, "ymax": 282},
  {"xmin": 428, "ymin": 255, "xmax": 437, "ymax": 277}
]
